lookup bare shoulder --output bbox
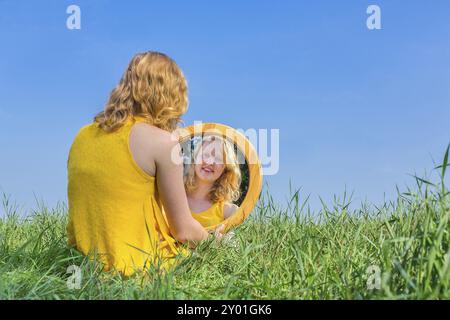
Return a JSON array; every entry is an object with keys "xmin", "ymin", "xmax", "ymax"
[
  {"xmin": 129, "ymin": 123, "xmax": 180, "ymax": 176},
  {"xmin": 132, "ymin": 123, "xmax": 180, "ymax": 150},
  {"xmin": 224, "ymin": 202, "xmax": 239, "ymax": 219},
  {"xmin": 131, "ymin": 122, "xmax": 174, "ymax": 142}
]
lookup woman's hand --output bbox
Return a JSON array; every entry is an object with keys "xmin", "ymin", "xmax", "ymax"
[{"xmin": 209, "ymin": 224, "xmax": 225, "ymax": 242}]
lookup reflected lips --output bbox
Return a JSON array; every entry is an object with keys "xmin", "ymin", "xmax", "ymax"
[{"xmin": 201, "ymin": 166, "xmax": 214, "ymax": 173}]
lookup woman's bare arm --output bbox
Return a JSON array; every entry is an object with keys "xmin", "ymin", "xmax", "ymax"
[
  {"xmin": 224, "ymin": 203, "xmax": 239, "ymax": 219},
  {"xmin": 130, "ymin": 123, "xmax": 209, "ymax": 244},
  {"xmin": 155, "ymin": 136, "xmax": 209, "ymax": 244}
]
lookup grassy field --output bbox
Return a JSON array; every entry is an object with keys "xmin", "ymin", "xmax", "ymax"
[{"xmin": 0, "ymin": 149, "xmax": 449, "ymax": 299}]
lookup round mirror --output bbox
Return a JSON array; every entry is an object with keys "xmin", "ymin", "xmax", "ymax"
[{"xmin": 177, "ymin": 123, "xmax": 263, "ymax": 232}]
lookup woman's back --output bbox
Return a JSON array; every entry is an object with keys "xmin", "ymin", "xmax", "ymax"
[{"xmin": 67, "ymin": 117, "xmax": 180, "ymax": 275}]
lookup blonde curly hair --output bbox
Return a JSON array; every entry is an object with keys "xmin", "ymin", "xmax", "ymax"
[
  {"xmin": 184, "ymin": 135, "xmax": 242, "ymax": 203},
  {"xmin": 94, "ymin": 51, "xmax": 188, "ymax": 132}
]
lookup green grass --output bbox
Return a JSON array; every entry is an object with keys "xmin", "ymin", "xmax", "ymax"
[{"xmin": 0, "ymin": 148, "xmax": 449, "ymax": 299}]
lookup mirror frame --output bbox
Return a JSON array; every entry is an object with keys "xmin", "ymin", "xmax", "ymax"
[{"xmin": 177, "ymin": 123, "xmax": 263, "ymax": 231}]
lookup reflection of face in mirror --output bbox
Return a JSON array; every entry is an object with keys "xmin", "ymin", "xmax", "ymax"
[
  {"xmin": 193, "ymin": 139, "xmax": 227, "ymax": 183},
  {"xmin": 182, "ymin": 135, "xmax": 247, "ymax": 229}
]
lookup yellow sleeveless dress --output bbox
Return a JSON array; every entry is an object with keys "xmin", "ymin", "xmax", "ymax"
[
  {"xmin": 191, "ymin": 201, "xmax": 224, "ymax": 229},
  {"xmin": 67, "ymin": 117, "xmax": 186, "ymax": 276}
]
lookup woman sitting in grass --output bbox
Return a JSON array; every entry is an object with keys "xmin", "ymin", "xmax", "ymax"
[
  {"xmin": 184, "ymin": 135, "xmax": 242, "ymax": 229},
  {"xmin": 67, "ymin": 51, "xmax": 222, "ymax": 276}
]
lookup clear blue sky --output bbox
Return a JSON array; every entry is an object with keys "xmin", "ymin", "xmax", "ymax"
[{"xmin": 1, "ymin": 0, "xmax": 449, "ymax": 213}]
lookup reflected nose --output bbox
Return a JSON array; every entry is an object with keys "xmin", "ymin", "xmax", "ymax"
[{"xmin": 203, "ymin": 155, "xmax": 214, "ymax": 165}]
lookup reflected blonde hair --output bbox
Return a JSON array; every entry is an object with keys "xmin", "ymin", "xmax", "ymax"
[
  {"xmin": 95, "ymin": 51, "xmax": 188, "ymax": 132},
  {"xmin": 184, "ymin": 135, "xmax": 241, "ymax": 203}
]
